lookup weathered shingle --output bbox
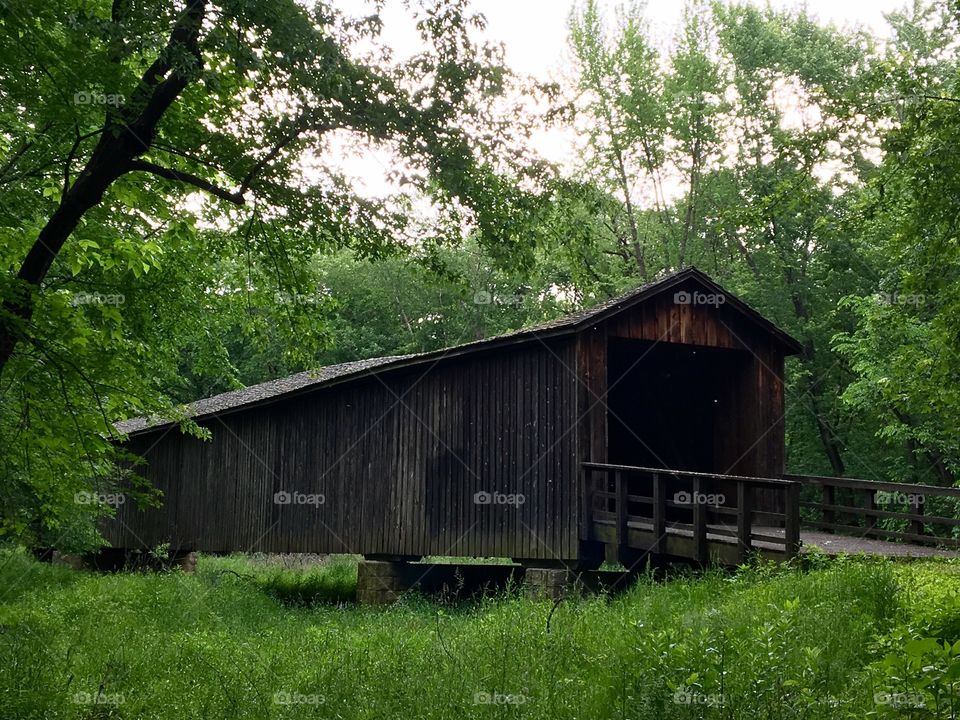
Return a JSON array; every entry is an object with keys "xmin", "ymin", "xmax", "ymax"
[{"xmin": 114, "ymin": 355, "xmax": 414, "ymax": 435}]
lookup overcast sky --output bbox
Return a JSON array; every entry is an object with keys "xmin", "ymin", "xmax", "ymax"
[
  {"xmin": 364, "ymin": 0, "xmax": 904, "ymax": 75},
  {"xmin": 430, "ymin": 0, "xmax": 901, "ymax": 76},
  {"xmin": 330, "ymin": 0, "xmax": 908, "ymax": 195}
]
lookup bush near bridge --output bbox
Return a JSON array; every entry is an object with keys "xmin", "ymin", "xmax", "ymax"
[{"xmin": 1, "ymin": 550, "xmax": 959, "ymax": 719}]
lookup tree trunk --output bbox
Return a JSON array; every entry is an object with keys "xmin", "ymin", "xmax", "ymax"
[
  {"xmin": 0, "ymin": 0, "xmax": 207, "ymax": 382},
  {"xmin": 0, "ymin": 152, "xmax": 126, "ymax": 373}
]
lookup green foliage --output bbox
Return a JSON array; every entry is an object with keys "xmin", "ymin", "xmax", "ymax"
[
  {"xmin": 831, "ymin": 2, "xmax": 960, "ymax": 483},
  {"xmin": 869, "ymin": 638, "xmax": 960, "ymax": 718},
  {"xmin": 865, "ymin": 562, "xmax": 960, "ymax": 718}
]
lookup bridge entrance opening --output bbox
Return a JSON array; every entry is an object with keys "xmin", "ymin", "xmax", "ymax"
[{"xmin": 606, "ymin": 337, "xmax": 749, "ymax": 474}]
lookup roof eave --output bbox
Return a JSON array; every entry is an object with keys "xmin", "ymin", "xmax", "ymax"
[{"xmin": 568, "ymin": 266, "xmax": 803, "ymax": 354}]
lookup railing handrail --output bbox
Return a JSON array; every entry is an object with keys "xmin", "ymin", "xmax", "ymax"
[
  {"xmin": 582, "ymin": 465, "xmax": 960, "ymax": 554},
  {"xmin": 581, "ymin": 462, "xmax": 801, "ymax": 560},
  {"xmin": 788, "ymin": 472, "xmax": 960, "ymax": 547},
  {"xmin": 784, "ymin": 473, "xmax": 960, "ymax": 499},
  {"xmin": 582, "ymin": 462, "xmax": 801, "ymax": 489}
]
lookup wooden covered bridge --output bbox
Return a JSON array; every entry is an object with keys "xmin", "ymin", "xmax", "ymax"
[{"xmin": 107, "ymin": 268, "xmax": 959, "ymax": 589}]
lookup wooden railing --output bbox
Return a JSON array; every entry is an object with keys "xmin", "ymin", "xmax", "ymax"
[
  {"xmin": 785, "ymin": 473, "xmax": 960, "ymax": 548},
  {"xmin": 582, "ymin": 463, "xmax": 803, "ymax": 561}
]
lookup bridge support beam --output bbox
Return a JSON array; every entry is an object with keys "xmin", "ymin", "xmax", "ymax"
[
  {"xmin": 358, "ymin": 560, "xmax": 528, "ymax": 604},
  {"xmin": 174, "ymin": 551, "xmax": 198, "ymax": 573}
]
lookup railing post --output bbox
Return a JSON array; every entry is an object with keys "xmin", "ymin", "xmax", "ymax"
[
  {"xmin": 864, "ymin": 488, "xmax": 878, "ymax": 537},
  {"xmin": 692, "ymin": 477, "xmax": 708, "ymax": 564},
  {"xmin": 821, "ymin": 484, "xmax": 835, "ymax": 532},
  {"xmin": 737, "ymin": 481, "xmax": 753, "ymax": 563},
  {"xmin": 652, "ymin": 472, "xmax": 665, "ymax": 555},
  {"xmin": 912, "ymin": 499, "xmax": 925, "ymax": 538},
  {"xmin": 615, "ymin": 471, "xmax": 627, "ymax": 549},
  {"xmin": 580, "ymin": 466, "xmax": 592, "ymax": 540},
  {"xmin": 785, "ymin": 482, "xmax": 801, "ymax": 559}
]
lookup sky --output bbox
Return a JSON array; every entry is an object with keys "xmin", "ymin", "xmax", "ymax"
[
  {"xmin": 432, "ymin": 0, "xmax": 901, "ymax": 76},
  {"xmin": 369, "ymin": 0, "xmax": 904, "ymax": 77},
  {"xmin": 329, "ymin": 0, "xmax": 910, "ymax": 195}
]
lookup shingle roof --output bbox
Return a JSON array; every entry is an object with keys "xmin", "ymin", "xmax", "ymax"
[
  {"xmin": 115, "ymin": 267, "xmax": 801, "ymax": 436},
  {"xmin": 114, "ymin": 355, "xmax": 415, "ymax": 435}
]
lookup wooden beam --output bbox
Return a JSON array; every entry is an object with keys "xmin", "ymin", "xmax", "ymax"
[
  {"xmin": 821, "ymin": 484, "xmax": 835, "ymax": 532},
  {"xmin": 786, "ymin": 473, "xmax": 960, "ymax": 499},
  {"xmin": 912, "ymin": 499, "xmax": 926, "ymax": 538},
  {"xmin": 799, "ymin": 501, "xmax": 960, "ymax": 527},
  {"xmin": 580, "ymin": 466, "xmax": 592, "ymax": 541},
  {"xmin": 785, "ymin": 482, "xmax": 801, "ymax": 558},
  {"xmin": 692, "ymin": 477, "xmax": 708, "ymax": 564},
  {"xmin": 737, "ymin": 481, "xmax": 753, "ymax": 563},
  {"xmin": 864, "ymin": 489, "xmax": 878, "ymax": 537},
  {"xmin": 615, "ymin": 470, "xmax": 627, "ymax": 549},
  {"xmin": 652, "ymin": 472, "xmax": 665, "ymax": 554}
]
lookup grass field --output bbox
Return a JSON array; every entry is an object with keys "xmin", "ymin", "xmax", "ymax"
[{"xmin": 1, "ymin": 549, "xmax": 959, "ymax": 719}]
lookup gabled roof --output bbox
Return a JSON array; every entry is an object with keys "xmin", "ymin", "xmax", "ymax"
[{"xmin": 116, "ymin": 267, "xmax": 801, "ymax": 436}]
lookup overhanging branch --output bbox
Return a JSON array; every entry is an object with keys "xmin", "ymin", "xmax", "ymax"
[{"xmin": 127, "ymin": 159, "xmax": 246, "ymax": 205}]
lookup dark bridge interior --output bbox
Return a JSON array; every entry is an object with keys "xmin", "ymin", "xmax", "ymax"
[{"xmin": 606, "ymin": 337, "xmax": 748, "ymax": 474}]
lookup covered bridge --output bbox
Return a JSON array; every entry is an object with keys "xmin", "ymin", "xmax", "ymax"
[{"xmin": 108, "ymin": 267, "xmax": 806, "ymax": 569}]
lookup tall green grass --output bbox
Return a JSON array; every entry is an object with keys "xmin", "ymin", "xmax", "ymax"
[
  {"xmin": 201, "ymin": 554, "xmax": 358, "ymax": 605},
  {"xmin": 0, "ymin": 548, "xmax": 958, "ymax": 719}
]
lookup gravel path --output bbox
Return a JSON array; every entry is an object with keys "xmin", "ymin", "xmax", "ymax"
[{"xmin": 799, "ymin": 531, "xmax": 958, "ymax": 558}]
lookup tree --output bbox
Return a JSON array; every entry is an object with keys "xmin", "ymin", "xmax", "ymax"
[
  {"xmin": 0, "ymin": 0, "xmax": 538, "ymax": 376},
  {"xmin": 834, "ymin": 1, "xmax": 960, "ymax": 485},
  {"xmin": 568, "ymin": 0, "xmax": 665, "ymax": 279}
]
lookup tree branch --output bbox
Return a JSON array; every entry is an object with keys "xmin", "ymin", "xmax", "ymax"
[
  {"xmin": 0, "ymin": 121, "xmax": 53, "ymax": 183},
  {"xmin": 127, "ymin": 159, "xmax": 245, "ymax": 205}
]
